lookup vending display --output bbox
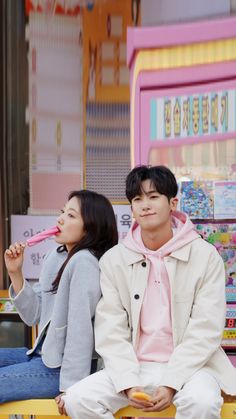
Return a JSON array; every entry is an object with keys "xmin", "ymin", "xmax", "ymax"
[
  {"xmin": 193, "ymin": 223, "xmax": 236, "ymax": 303},
  {"xmin": 127, "ymin": 16, "xmax": 236, "ymax": 352},
  {"xmin": 222, "ymin": 305, "xmax": 236, "ymax": 351}
]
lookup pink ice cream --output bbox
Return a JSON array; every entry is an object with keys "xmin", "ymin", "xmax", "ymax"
[{"xmin": 26, "ymin": 226, "xmax": 60, "ymax": 247}]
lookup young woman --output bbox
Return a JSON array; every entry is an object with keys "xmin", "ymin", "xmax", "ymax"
[{"xmin": 1, "ymin": 189, "xmax": 118, "ymax": 403}]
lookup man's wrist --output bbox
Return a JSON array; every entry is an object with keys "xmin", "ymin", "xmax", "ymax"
[{"xmin": 124, "ymin": 388, "xmax": 131, "ymax": 397}]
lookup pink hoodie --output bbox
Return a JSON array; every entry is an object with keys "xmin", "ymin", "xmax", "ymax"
[{"xmin": 123, "ymin": 211, "xmax": 199, "ymax": 363}]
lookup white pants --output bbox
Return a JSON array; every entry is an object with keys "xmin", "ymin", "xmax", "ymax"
[{"xmin": 63, "ymin": 362, "xmax": 223, "ymax": 419}]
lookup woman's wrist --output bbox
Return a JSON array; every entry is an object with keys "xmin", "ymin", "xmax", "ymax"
[{"xmin": 9, "ymin": 273, "xmax": 24, "ymax": 295}]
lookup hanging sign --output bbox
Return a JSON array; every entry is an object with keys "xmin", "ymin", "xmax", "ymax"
[{"xmin": 150, "ymin": 87, "xmax": 236, "ymax": 141}]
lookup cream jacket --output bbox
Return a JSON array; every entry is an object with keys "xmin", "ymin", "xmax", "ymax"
[{"xmin": 95, "ymin": 237, "xmax": 236, "ymax": 395}]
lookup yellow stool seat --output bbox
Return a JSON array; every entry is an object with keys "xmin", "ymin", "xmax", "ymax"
[
  {"xmin": 0, "ymin": 399, "xmax": 66, "ymax": 417},
  {"xmin": 114, "ymin": 404, "xmax": 176, "ymax": 418},
  {"xmin": 115, "ymin": 403, "xmax": 236, "ymax": 418},
  {"xmin": 0, "ymin": 399, "xmax": 235, "ymax": 418}
]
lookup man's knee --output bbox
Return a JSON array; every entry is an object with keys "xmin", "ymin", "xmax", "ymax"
[
  {"xmin": 64, "ymin": 388, "xmax": 86, "ymax": 416},
  {"xmin": 192, "ymin": 392, "xmax": 222, "ymax": 411},
  {"xmin": 176, "ymin": 391, "xmax": 223, "ymax": 416},
  {"xmin": 64, "ymin": 376, "xmax": 103, "ymax": 416},
  {"xmin": 63, "ymin": 382, "xmax": 85, "ymax": 413}
]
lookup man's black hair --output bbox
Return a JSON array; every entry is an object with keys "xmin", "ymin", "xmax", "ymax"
[{"xmin": 125, "ymin": 165, "xmax": 178, "ymax": 203}]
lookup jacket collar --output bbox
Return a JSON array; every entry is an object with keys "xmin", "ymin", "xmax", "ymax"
[
  {"xmin": 120, "ymin": 243, "xmax": 146, "ymax": 265},
  {"xmin": 121, "ymin": 237, "xmax": 200, "ymax": 264},
  {"xmin": 170, "ymin": 237, "xmax": 200, "ymax": 261}
]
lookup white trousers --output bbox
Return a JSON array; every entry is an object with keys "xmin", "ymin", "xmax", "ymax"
[{"xmin": 63, "ymin": 362, "xmax": 223, "ymax": 419}]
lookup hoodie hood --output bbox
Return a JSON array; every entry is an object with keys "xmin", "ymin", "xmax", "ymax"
[
  {"xmin": 123, "ymin": 210, "xmax": 199, "ymax": 257},
  {"xmin": 123, "ymin": 210, "xmax": 199, "ymax": 364}
]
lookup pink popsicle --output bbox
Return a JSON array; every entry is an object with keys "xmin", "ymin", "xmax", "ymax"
[{"xmin": 26, "ymin": 226, "xmax": 60, "ymax": 247}]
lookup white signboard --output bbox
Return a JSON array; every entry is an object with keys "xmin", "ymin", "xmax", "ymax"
[
  {"xmin": 11, "ymin": 215, "xmax": 58, "ymax": 279},
  {"xmin": 10, "ymin": 204, "xmax": 131, "ymax": 279}
]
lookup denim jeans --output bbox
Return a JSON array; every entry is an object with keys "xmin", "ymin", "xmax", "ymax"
[{"xmin": 0, "ymin": 347, "xmax": 60, "ymax": 403}]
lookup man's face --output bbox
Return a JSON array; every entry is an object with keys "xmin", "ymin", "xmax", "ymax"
[{"xmin": 131, "ymin": 179, "xmax": 178, "ymax": 232}]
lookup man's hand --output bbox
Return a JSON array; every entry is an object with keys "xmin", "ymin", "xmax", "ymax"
[
  {"xmin": 125, "ymin": 387, "xmax": 154, "ymax": 409},
  {"xmin": 142, "ymin": 386, "xmax": 176, "ymax": 412},
  {"xmin": 55, "ymin": 393, "xmax": 68, "ymax": 416}
]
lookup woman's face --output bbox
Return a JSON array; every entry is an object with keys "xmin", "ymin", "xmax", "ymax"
[{"xmin": 55, "ymin": 196, "xmax": 85, "ymax": 252}]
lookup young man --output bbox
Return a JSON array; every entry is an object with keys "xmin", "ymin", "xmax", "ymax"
[{"xmin": 60, "ymin": 165, "xmax": 236, "ymax": 419}]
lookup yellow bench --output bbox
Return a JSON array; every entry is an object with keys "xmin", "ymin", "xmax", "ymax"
[{"xmin": 0, "ymin": 399, "xmax": 235, "ymax": 419}]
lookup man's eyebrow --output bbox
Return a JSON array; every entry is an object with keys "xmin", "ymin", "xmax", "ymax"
[
  {"xmin": 146, "ymin": 190, "xmax": 159, "ymax": 194},
  {"xmin": 134, "ymin": 189, "xmax": 159, "ymax": 197}
]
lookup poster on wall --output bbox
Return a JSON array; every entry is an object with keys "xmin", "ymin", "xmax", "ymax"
[
  {"xmin": 214, "ymin": 181, "xmax": 236, "ymax": 219},
  {"xmin": 180, "ymin": 180, "xmax": 214, "ymax": 219},
  {"xmin": 195, "ymin": 223, "xmax": 236, "ymax": 302}
]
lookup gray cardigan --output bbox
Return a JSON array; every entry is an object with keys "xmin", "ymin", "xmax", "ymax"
[{"xmin": 9, "ymin": 248, "xmax": 101, "ymax": 391}]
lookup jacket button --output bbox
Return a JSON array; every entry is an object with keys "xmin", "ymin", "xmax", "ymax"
[
  {"xmin": 134, "ymin": 294, "xmax": 140, "ymax": 299},
  {"xmin": 141, "ymin": 261, "xmax": 146, "ymax": 267}
]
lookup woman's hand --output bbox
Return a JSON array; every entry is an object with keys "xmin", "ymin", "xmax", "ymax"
[
  {"xmin": 55, "ymin": 393, "xmax": 68, "ymax": 416},
  {"xmin": 4, "ymin": 242, "xmax": 26, "ymax": 274},
  {"xmin": 4, "ymin": 242, "xmax": 26, "ymax": 294}
]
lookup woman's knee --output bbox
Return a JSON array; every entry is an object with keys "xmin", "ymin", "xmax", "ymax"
[{"xmin": 0, "ymin": 347, "xmax": 28, "ymax": 367}]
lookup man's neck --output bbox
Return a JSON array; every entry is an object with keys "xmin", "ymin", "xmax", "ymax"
[{"xmin": 141, "ymin": 225, "xmax": 173, "ymax": 251}]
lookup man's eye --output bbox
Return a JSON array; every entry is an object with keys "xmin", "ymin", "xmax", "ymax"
[
  {"xmin": 133, "ymin": 197, "xmax": 140, "ymax": 202},
  {"xmin": 150, "ymin": 195, "xmax": 159, "ymax": 199}
]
